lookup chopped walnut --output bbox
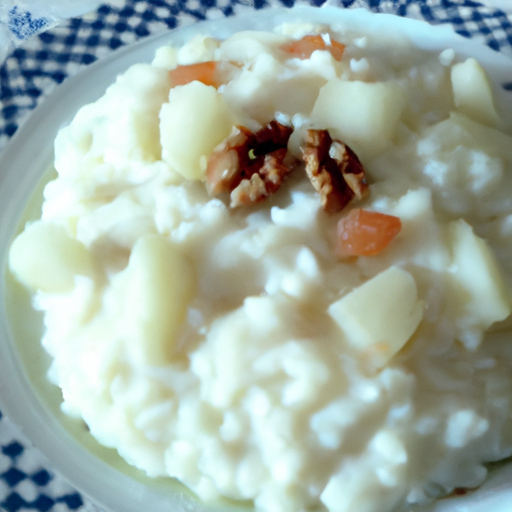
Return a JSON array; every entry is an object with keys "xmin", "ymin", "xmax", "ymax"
[
  {"xmin": 206, "ymin": 120, "xmax": 295, "ymax": 207},
  {"xmin": 254, "ymin": 121, "xmax": 293, "ymax": 156},
  {"xmin": 258, "ymin": 148, "xmax": 291, "ymax": 194},
  {"xmin": 230, "ymin": 148, "xmax": 291, "ymax": 207},
  {"xmin": 329, "ymin": 141, "xmax": 368, "ymax": 200},
  {"xmin": 206, "ymin": 126, "xmax": 254, "ymax": 195},
  {"xmin": 301, "ymin": 129, "xmax": 368, "ymax": 214},
  {"xmin": 207, "ymin": 123, "xmax": 367, "ymax": 212},
  {"xmin": 230, "ymin": 173, "xmax": 268, "ymax": 207}
]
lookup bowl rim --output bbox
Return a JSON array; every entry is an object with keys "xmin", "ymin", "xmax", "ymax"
[{"xmin": 2, "ymin": 6, "xmax": 512, "ymax": 512}]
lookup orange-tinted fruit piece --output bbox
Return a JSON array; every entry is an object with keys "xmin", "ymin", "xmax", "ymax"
[
  {"xmin": 281, "ymin": 34, "xmax": 345, "ymax": 61},
  {"xmin": 336, "ymin": 209, "xmax": 402, "ymax": 257},
  {"xmin": 169, "ymin": 61, "xmax": 221, "ymax": 88}
]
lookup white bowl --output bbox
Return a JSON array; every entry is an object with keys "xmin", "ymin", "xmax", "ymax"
[{"xmin": 2, "ymin": 6, "xmax": 512, "ymax": 512}]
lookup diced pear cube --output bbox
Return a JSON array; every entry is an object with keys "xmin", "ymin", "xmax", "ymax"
[
  {"xmin": 448, "ymin": 220, "xmax": 511, "ymax": 329},
  {"xmin": 121, "ymin": 234, "xmax": 196, "ymax": 365},
  {"xmin": 160, "ymin": 81, "xmax": 234, "ymax": 180},
  {"xmin": 311, "ymin": 79, "xmax": 405, "ymax": 159},
  {"xmin": 451, "ymin": 58, "xmax": 500, "ymax": 127},
  {"xmin": 9, "ymin": 221, "xmax": 95, "ymax": 293},
  {"xmin": 328, "ymin": 266, "xmax": 423, "ymax": 368}
]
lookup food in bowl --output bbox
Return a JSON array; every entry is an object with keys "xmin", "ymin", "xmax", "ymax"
[{"xmin": 7, "ymin": 14, "xmax": 512, "ymax": 512}]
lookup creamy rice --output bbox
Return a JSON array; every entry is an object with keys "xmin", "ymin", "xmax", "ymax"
[{"xmin": 8, "ymin": 19, "xmax": 512, "ymax": 512}]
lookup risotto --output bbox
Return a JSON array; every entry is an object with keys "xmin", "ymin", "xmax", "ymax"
[{"xmin": 8, "ymin": 18, "xmax": 512, "ymax": 512}]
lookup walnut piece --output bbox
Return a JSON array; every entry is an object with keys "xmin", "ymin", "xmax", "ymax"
[
  {"xmin": 206, "ymin": 121, "xmax": 294, "ymax": 207},
  {"xmin": 301, "ymin": 129, "xmax": 368, "ymax": 214},
  {"xmin": 230, "ymin": 148, "xmax": 291, "ymax": 207},
  {"xmin": 205, "ymin": 126, "xmax": 254, "ymax": 195},
  {"xmin": 206, "ymin": 123, "xmax": 368, "ymax": 213}
]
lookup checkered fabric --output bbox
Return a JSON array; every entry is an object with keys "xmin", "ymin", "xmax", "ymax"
[
  {"xmin": 0, "ymin": 410, "xmax": 100, "ymax": 512},
  {"xmin": 1, "ymin": 0, "xmax": 512, "ymax": 151},
  {"xmin": 1, "ymin": 0, "xmax": 512, "ymax": 511}
]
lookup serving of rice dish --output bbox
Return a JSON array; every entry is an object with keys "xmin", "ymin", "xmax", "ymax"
[{"xmin": 8, "ymin": 15, "xmax": 512, "ymax": 512}]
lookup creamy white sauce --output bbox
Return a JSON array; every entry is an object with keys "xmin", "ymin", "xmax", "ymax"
[{"xmin": 8, "ymin": 22, "xmax": 512, "ymax": 512}]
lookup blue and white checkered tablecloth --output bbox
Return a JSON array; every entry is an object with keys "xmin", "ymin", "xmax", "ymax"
[{"xmin": 1, "ymin": 1, "xmax": 512, "ymax": 511}]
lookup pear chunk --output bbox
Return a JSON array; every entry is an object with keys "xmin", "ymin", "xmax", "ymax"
[
  {"xmin": 119, "ymin": 234, "xmax": 196, "ymax": 365},
  {"xmin": 448, "ymin": 220, "xmax": 511, "ymax": 331},
  {"xmin": 9, "ymin": 221, "xmax": 95, "ymax": 293},
  {"xmin": 160, "ymin": 81, "xmax": 234, "ymax": 180},
  {"xmin": 311, "ymin": 79, "xmax": 405, "ymax": 159},
  {"xmin": 451, "ymin": 58, "xmax": 500, "ymax": 127},
  {"xmin": 328, "ymin": 266, "xmax": 423, "ymax": 368}
]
